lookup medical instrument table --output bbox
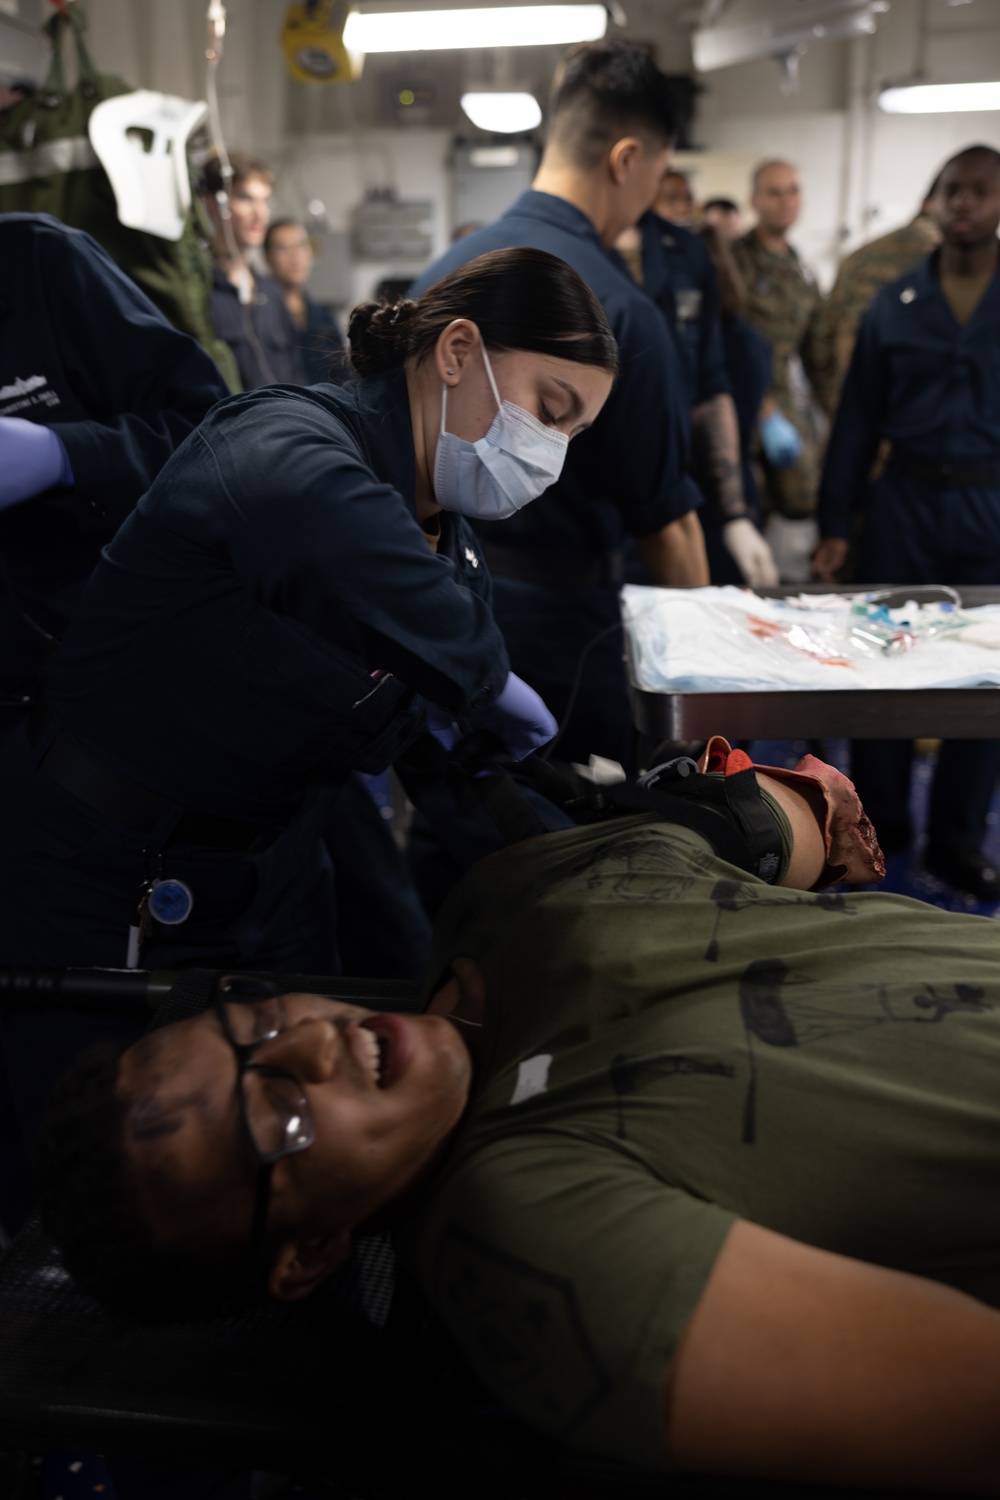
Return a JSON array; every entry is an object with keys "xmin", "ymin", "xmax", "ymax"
[{"xmin": 625, "ymin": 585, "xmax": 1000, "ymax": 742}]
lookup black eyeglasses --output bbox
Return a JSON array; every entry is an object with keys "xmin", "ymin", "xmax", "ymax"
[{"xmin": 213, "ymin": 974, "xmax": 317, "ymax": 1262}]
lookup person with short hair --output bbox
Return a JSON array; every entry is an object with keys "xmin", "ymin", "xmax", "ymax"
[
  {"xmin": 409, "ymin": 39, "xmax": 709, "ymax": 773},
  {"xmin": 201, "ymin": 153, "xmax": 306, "ymax": 389},
  {"xmin": 816, "ymin": 145, "xmax": 1000, "ymax": 899},
  {"xmin": 810, "ymin": 168, "xmax": 945, "ymax": 418},
  {"xmin": 264, "ymin": 217, "xmax": 348, "ymax": 386},
  {"xmin": 702, "ymin": 196, "xmax": 742, "ymax": 240},
  {"xmin": 654, "ymin": 167, "xmax": 695, "ymax": 226},
  {"xmin": 732, "ymin": 160, "xmax": 826, "ymax": 580},
  {"xmin": 36, "ymin": 747, "xmax": 1000, "ymax": 1495}
]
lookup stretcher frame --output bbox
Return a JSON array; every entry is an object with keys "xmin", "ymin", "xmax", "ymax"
[{"xmin": 624, "ymin": 584, "xmax": 1000, "ymax": 741}]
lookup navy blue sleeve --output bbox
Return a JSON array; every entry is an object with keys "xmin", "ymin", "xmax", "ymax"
[
  {"xmin": 818, "ymin": 304, "xmax": 887, "ymax": 541},
  {"xmin": 190, "ymin": 395, "xmax": 509, "ymax": 713},
  {"xmin": 723, "ymin": 316, "xmax": 772, "ymax": 453},
  {"xmin": 43, "ymin": 227, "xmax": 229, "ymax": 532}
]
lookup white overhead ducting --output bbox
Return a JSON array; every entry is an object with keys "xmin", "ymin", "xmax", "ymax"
[{"xmin": 692, "ymin": 0, "xmax": 886, "ymax": 87}]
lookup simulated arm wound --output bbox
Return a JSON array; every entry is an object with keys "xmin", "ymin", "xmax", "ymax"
[{"xmin": 698, "ymin": 737, "xmax": 885, "ymax": 890}]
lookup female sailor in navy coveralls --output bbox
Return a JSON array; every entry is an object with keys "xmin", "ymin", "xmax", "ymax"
[{"xmin": 0, "ymin": 249, "xmax": 616, "ymax": 1115}]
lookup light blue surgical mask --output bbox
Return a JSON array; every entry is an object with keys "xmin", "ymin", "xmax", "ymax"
[{"xmin": 433, "ymin": 343, "xmax": 569, "ymax": 521}]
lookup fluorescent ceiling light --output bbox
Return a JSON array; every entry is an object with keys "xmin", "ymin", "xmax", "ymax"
[
  {"xmin": 470, "ymin": 145, "xmax": 522, "ymax": 166},
  {"xmin": 461, "ymin": 91, "xmax": 542, "ymax": 133},
  {"xmin": 343, "ymin": 5, "xmax": 607, "ymax": 53},
  {"xmin": 879, "ymin": 81, "xmax": 1000, "ymax": 113}
]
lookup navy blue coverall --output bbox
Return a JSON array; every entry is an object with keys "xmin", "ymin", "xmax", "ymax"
[
  {"xmin": 0, "ymin": 214, "xmax": 229, "ymax": 722},
  {"xmin": 639, "ymin": 212, "xmax": 731, "ymax": 411},
  {"xmin": 0, "ymin": 365, "xmax": 508, "ymax": 970},
  {"xmin": 819, "ymin": 247, "xmax": 1000, "ymax": 855},
  {"xmin": 210, "ymin": 265, "xmax": 307, "ymax": 389},
  {"xmin": 410, "ymin": 191, "xmax": 700, "ymax": 771},
  {"xmin": 635, "ymin": 211, "xmax": 759, "ymax": 586}
]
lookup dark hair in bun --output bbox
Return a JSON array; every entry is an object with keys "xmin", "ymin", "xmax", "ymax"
[
  {"xmin": 347, "ymin": 298, "xmax": 421, "ymax": 378},
  {"xmin": 347, "ymin": 246, "xmax": 619, "ymax": 381}
]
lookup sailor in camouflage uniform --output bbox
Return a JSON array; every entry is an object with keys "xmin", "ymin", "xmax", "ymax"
[
  {"xmin": 811, "ymin": 172, "xmax": 944, "ymax": 418},
  {"xmin": 732, "ymin": 162, "xmax": 826, "ymax": 578}
]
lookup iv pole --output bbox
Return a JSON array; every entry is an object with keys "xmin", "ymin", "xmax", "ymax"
[{"xmin": 205, "ymin": 0, "xmax": 252, "ymax": 305}]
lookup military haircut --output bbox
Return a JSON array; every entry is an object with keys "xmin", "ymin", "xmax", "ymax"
[
  {"xmin": 264, "ymin": 217, "xmax": 306, "ymax": 253},
  {"xmin": 751, "ymin": 158, "xmax": 796, "ymax": 193},
  {"xmin": 203, "ymin": 151, "xmax": 275, "ymax": 197},
  {"xmin": 942, "ymin": 144, "xmax": 1000, "ymax": 178},
  {"xmin": 548, "ymin": 39, "xmax": 678, "ymax": 170}
]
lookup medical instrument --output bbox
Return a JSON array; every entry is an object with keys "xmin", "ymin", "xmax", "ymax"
[
  {"xmin": 127, "ymin": 853, "xmax": 195, "ymax": 968},
  {"xmin": 203, "ymin": 0, "xmax": 279, "ymax": 381}
]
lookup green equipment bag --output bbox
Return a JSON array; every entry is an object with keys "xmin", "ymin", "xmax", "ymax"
[{"xmin": 0, "ymin": 5, "xmax": 239, "ymax": 390}]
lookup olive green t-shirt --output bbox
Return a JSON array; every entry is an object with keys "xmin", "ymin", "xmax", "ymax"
[{"xmin": 397, "ymin": 815, "xmax": 1000, "ymax": 1471}]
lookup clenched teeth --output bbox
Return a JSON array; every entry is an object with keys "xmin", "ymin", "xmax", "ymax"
[{"xmin": 359, "ymin": 1025, "xmax": 383, "ymax": 1084}]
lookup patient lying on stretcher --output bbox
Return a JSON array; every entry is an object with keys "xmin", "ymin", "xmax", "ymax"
[{"xmin": 38, "ymin": 746, "xmax": 1000, "ymax": 1494}]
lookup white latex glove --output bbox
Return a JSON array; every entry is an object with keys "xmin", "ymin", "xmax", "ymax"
[
  {"xmin": 764, "ymin": 513, "xmax": 820, "ymax": 586},
  {"xmin": 723, "ymin": 516, "xmax": 780, "ymax": 588}
]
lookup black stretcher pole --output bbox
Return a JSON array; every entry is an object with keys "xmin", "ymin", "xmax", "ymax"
[
  {"xmin": 0, "ymin": 968, "xmax": 179, "ymax": 1014},
  {"xmin": 0, "ymin": 970, "xmax": 425, "ymax": 1015}
]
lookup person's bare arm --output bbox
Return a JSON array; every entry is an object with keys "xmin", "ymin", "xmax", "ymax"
[
  {"xmin": 755, "ymin": 773, "xmax": 825, "ymax": 889},
  {"xmin": 689, "ymin": 397, "xmax": 779, "ymax": 588},
  {"xmin": 635, "ymin": 511, "xmax": 710, "ymax": 588},
  {"xmin": 813, "ymin": 535, "xmax": 850, "ymax": 582},
  {"xmin": 665, "ymin": 1218, "xmax": 1000, "ymax": 1495},
  {"xmin": 690, "ymin": 394, "xmax": 746, "ymax": 521}
]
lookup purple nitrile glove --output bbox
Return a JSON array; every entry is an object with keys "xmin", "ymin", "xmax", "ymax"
[
  {"xmin": 475, "ymin": 671, "xmax": 557, "ymax": 760},
  {"xmin": 0, "ymin": 416, "xmax": 74, "ymax": 510},
  {"xmin": 424, "ymin": 702, "xmax": 462, "ymax": 753},
  {"xmin": 759, "ymin": 411, "xmax": 802, "ymax": 468}
]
